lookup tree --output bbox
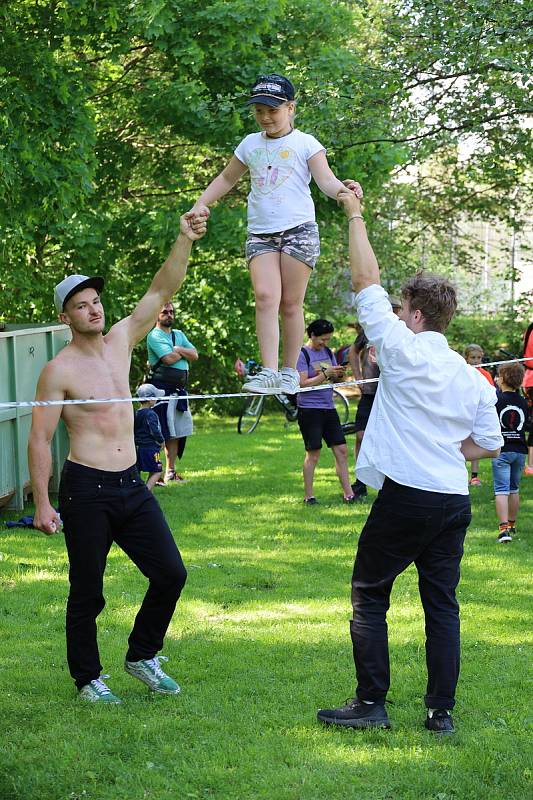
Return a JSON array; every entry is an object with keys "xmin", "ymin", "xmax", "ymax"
[{"xmin": 1, "ymin": 0, "xmax": 530, "ymax": 397}]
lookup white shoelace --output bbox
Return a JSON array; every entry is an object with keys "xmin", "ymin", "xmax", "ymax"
[
  {"xmin": 91, "ymin": 676, "xmax": 112, "ymax": 694},
  {"xmin": 146, "ymin": 655, "xmax": 169, "ymax": 678}
]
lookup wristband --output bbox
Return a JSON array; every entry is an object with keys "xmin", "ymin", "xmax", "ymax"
[{"xmin": 348, "ymin": 214, "xmax": 364, "ymax": 222}]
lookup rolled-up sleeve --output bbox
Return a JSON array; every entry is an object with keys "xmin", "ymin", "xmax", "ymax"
[
  {"xmin": 355, "ymin": 284, "xmax": 413, "ymax": 368},
  {"xmin": 471, "ymin": 382, "xmax": 504, "ymax": 451}
]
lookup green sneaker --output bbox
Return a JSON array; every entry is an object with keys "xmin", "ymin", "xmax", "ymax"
[
  {"xmin": 78, "ymin": 677, "xmax": 122, "ymax": 704},
  {"xmin": 124, "ymin": 655, "xmax": 181, "ymax": 694}
]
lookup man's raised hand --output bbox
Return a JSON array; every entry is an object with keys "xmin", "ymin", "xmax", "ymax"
[
  {"xmin": 337, "ymin": 189, "xmax": 363, "ymax": 218},
  {"xmin": 181, "ymin": 210, "xmax": 208, "ymax": 241},
  {"xmin": 341, "ymin": 179, "xmax": 364, "ymax": 199}
]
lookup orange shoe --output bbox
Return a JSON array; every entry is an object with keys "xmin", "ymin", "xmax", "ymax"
[
  {"xmin": 469, "ymin": 476, "xmax": 482, "ymax": 487},
  {"xmin": 524, "ymin": 466, "xmax": 533, "ymax": 476}
]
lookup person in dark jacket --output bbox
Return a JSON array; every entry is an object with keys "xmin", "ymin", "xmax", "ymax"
[{"xmin": 134, "ymin": 384, "xmax": 165, "ymax": 491}]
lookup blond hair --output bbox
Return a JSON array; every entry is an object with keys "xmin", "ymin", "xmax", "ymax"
[{"xmin": 464, "ymin": 343, "xmax": 483, "ymax": 358}]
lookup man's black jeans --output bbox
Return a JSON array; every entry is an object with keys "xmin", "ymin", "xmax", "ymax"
[
  {"xmin": 351, "ymin": 478, "xmax": 471, "ymax": 709},
  {"xmin": 59, "ymin": 460, "xmax": 187, "ymax": 689}
]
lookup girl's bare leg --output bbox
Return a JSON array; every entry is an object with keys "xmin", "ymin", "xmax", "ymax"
[
  {"xmin": 249, "ymin": 253, "xmax": 282, "ymax": 370},
  {"xmin": 279, "ymin": 253, "xmax": 312, "ymax": 369}
]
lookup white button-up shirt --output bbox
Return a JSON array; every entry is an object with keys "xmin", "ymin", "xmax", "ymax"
[{"xmin": 355, "ymin": 284, "xmax": 503, "ymax": 495}]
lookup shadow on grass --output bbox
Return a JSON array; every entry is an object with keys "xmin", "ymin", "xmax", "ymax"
[{"xmin": 0, "ymin": 614, "xmax": 530, "ymax": 800}]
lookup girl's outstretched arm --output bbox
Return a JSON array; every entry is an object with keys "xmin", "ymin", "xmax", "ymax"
[
  {"xmin": 190, "ymin": 157, "xmax": 248, "ymax": 216},
  {"xmin": 308, "ymin": 152, "xmax": 362, "ymax": 199}
]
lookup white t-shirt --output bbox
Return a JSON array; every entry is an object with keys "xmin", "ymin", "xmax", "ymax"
[
  {"xmin": 354, "ymin": 284, "xmax": 503, "ymax": 495},
  {"xmin": 234, "ymin": 129, "xmax": 325, "ymax": 233}
]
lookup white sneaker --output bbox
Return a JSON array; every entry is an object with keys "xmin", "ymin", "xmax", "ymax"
[
  {"xmin": 280, "ymin": 367, "xmax": 301, "ymax": 395},
  {"xmin": 242, "ymin": 367, "xmax": 281, "ymax": 394}
]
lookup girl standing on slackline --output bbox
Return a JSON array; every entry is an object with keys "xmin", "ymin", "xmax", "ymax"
[{"xmin": 189, "ymin": 73, "xmax": 361, "ymax": 394}]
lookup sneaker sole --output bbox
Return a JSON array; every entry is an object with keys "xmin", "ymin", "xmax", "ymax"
[
  {"xmin": 242, "ymin": 386, "xmax": 280, "ymax": 394},
  {"xmin": 317, "ymin": 714, "xmax": 390, "ymax": 729},
  {"xmin": 424, "ymin": 722, "xmax": 455, "ymax": 734},
  {"xmin": 498, "ymin": 537, "xmax": 512, "ymax": 543},
  {"xmin": 78, "ymin": 695, "xmax": 122, "ymax": 704}
]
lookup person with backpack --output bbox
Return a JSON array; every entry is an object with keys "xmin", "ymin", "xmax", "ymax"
[
  {"xmin": 146, "ymin": 302, "xmax": 198, "ymax": 484},
  {"xmin": 296, "ymin": 319, "xmax": 357, "ymax": 504}
]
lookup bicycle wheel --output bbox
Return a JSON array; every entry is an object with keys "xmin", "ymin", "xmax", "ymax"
[
  {"xmin": 237, "ymin": 394, "xmax": 265, "ymax": 434},
  {"xmin": 276, "ymin": 393, "xmax": 299, "ymax": 422},
  {"xmin": 333, "ymin": 388, "xmax": 350, "ymax": 424}
]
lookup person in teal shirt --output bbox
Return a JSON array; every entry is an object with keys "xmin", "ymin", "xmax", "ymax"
[{"xmin": 146, "ymin": 302, "xmax": 198, "ymax": 482}]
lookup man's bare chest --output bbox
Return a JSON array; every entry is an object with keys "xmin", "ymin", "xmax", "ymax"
[{"xmin": 63, "ymin": 351, "xmax": 131, "ymax": 402}]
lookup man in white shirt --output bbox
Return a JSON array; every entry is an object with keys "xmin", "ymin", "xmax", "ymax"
[{"xmin": 317, "ymin": 193, "xmax": 503, "ymax": 734}]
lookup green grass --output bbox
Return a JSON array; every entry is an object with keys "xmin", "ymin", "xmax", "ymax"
[{"xmin": 1, "ymin": 414, "xmax": 532, "ymax": 800}]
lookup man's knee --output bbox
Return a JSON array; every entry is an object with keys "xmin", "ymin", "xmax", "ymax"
[
  {"xmin": 156, "ymin": 560, "xmax": 187, "ymax": 596},
  {"xmin": 67, "ymin": 591, "xmax": 105, "ymax": 619}
]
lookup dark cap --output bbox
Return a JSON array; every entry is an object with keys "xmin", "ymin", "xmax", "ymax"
[
  {"xmin": 54, "ymin": 274, "xmax": 105, "ymax": 313},
  {"xmin": 245, "ymin": 74, "xmax": 295, "ymax": 108}
]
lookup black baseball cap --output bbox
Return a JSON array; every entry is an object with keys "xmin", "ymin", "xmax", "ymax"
[{"xmin": 245, "ymin": 74, "xmax": 295, "ymax": 108}]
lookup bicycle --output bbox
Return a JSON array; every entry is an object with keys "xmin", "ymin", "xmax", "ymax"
[{"xmin": 236, "ymin": 359, "xmax": 350, "ymax": 434}]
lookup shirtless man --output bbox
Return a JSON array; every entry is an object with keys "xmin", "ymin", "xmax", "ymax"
[{"xmin": 28, "ymin": 212, "xmax": 207, "ymax": 704}]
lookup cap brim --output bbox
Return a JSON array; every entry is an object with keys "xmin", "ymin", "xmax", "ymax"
[
  {"xmin": 63, "ymin": 277, "xmax": 105, "ymax": 309},
  {"xmin": 245, "ymin": 95, "xmax": 286, "ymax": 108}
]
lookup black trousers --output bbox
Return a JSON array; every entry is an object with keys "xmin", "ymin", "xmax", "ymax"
[
  {"xmin": 351, "ymin": 478, "xmax": 471, "ymax": 709},
  {"xmin": 59, "ymin": 460, "xmax": 187, "ymax": 689}
]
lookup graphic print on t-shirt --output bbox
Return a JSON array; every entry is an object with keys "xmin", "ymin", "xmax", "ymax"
[
  {"xmin": 499, "ymin": 403, "xmax": 526, "ymax": 439},
  {"xmin": 248, "ymin": 146, "xmax": 297, "ymax": 194},
  {"xmin": 310, "ymin": 355, "xmax": 333, "ymax": 374}
]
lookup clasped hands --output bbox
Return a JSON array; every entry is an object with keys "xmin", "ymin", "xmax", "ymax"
[{"xmin": 185, "ymin": 180, "xmax": 364, "ymax": 231}]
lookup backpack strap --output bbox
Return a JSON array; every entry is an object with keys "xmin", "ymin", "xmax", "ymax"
[
  {"xmin": 151, "ymin": 330, "xmax": 177, "ymax": 372},
  {"xmin": 300, "ymin": 346, "xmax": 334, "ymax": 370}
]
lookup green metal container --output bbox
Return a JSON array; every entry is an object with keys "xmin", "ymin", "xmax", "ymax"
[{"xmin": 0, "ymin": 323, "xmax": 71, "ymax": 510}]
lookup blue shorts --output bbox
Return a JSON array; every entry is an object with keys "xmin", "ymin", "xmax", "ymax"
[
  {"xmin": 491, "ymin": 451, "xmax": 526, "ymax": 495},
  {"xmin": 136, "ymin": 447, "xmax": 163, "ymax": 474}
]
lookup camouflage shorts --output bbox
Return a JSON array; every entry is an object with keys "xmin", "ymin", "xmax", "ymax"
[{"xmin": 245, "ymin": 222, "xmax": 320, "ymax": 269}]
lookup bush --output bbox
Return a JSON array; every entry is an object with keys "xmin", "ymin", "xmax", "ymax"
[{"xmin": 446, "ymin": 314, "xmax": 528, "ymax": 359}]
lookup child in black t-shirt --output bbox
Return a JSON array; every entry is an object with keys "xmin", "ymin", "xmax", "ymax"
[
  {"xmin": 134, "ymin": 384, "xmax": 165, "ymax": 491},
  {"xmin": 492, "ymin": 363, "xmax": 531, "ymax": 543}
]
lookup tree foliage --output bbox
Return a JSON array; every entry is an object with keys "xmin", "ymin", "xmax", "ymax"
[{"xmin": 1, "ymin": 0, "xmax": 531, "ymax": 393}]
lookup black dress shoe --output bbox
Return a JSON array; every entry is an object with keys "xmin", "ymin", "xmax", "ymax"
[
  {"xmin": 350, "ymin": 480, "xmax": 368, "ymax": 499},
  {"xmin": 317, "ymin": 697, "xmax": 390, "ymax": 729},
  {"xmin": 424, "ymin": 709, "xmax": 454, "ymax": 734}
]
